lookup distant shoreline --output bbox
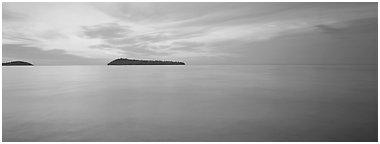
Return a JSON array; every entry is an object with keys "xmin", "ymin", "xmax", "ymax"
[
  {"xmin": 107, "ymin": 58, "xmax": 185, "ymax": 65},
  {"xmin": 2, "ymin": 61, "xmax": 33, "ymax": 66}
]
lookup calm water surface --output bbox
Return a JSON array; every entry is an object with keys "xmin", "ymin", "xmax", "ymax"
[{"xmin": 2, "ymin": 65, "xmax": 377, "ymax": 141}]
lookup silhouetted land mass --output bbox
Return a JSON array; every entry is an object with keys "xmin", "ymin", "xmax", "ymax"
[
  {"xmin": 2, "ymin": 61, "xmax": 33, "ymax": 66},
  {"xmin": 108, "ymin": 58, "xmax": 185, "ymax": 65}
]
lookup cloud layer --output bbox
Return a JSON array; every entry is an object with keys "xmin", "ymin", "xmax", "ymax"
[{"xmin": 3, "ymin": 2, "xmax": 378, "ymax": 65}]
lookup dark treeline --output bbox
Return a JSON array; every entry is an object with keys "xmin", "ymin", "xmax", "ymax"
[
  {"xmin": 107, "ymin": 58, "xmax": 185, "ymax": 65},
  {"xmin": 3, "ymin": 61, "xmax": 33, "ymax": 66}
]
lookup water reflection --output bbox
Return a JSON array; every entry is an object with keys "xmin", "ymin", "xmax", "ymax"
[{"xmin": 3, "ymin": 65, "xmax": 377, "ymax": 141}]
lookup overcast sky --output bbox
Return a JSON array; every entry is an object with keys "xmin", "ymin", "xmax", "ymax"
[{"xmin": 3, "ymin": 2, "xmax": 377, "ymax": 65}]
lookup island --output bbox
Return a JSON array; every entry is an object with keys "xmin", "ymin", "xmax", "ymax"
[
  {"xmin": 107, "ymin": 58, "xmax": 185, "ymax": 65},
  {"xmin": 2, "ymin": 61, "xmax": 33, "ymax": 66}
]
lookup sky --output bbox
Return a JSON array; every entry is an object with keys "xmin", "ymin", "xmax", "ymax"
[{"xmin": 2, "ymin": 2, "xmax": 378, "ymax": 65}]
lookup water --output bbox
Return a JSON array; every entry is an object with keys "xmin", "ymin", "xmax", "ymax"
[{"xmin": 2, "ymin": 65, "xmax": 377, "ymax": 142}]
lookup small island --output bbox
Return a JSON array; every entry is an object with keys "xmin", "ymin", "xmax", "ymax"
[
  {"xmin": 107, "ymin": 58, "xmax": 185, "ymax": 65},
  {"xmin": 2, "ymin": 61, "xmax": 33, "ymax": 66}
]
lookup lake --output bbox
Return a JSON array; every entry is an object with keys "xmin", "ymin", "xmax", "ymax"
[{"xmin": 2, "ymin": 65, "xmax": 377, "ymax": 142}]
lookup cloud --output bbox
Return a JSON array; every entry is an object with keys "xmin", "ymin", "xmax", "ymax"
[
  {"xmin": 3, "ymin": 32, "xmax": 38, "ymax": 44},
  {"xmin": 312, "ymin": 17, "xmax": 377, "ymax": 35},
  {"xmin": 106, "ymin": 37, "xmax": 138, "ymax": 45},
  {"xmin": 38, "ymin": 30, "xmax": 69, "ymax": 40},
  {"xmin": 2, "ymin": 3, "xmax": 378, "ymax": 65},
  {"xmin": 82, "ymin": 23, "xmax": 132, "ymax": 39},
  {"xmin": 201, "ymin": 18, "xmax": 378, "ymax": 65},
  {"xmin": 172, "ymin": 41, "xmax": 204, "ymax": 48},
  {"xmin": 82, "ymin": 21, "xmax": 215, "ymax": 59},
  {"xmin": 2, "ymin": 10, "xmax": 26, "ymax": 21},
  {"xmin": 89, "ymin": 44, "xmax": 113, "ymax": 49},
  {"xmin": 3, "ymin": 44, "xmax": 107, "ymax": 65},
  {"xmin": 314, "ymin": 25, "xmax": 343, "ymax": 33}
]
